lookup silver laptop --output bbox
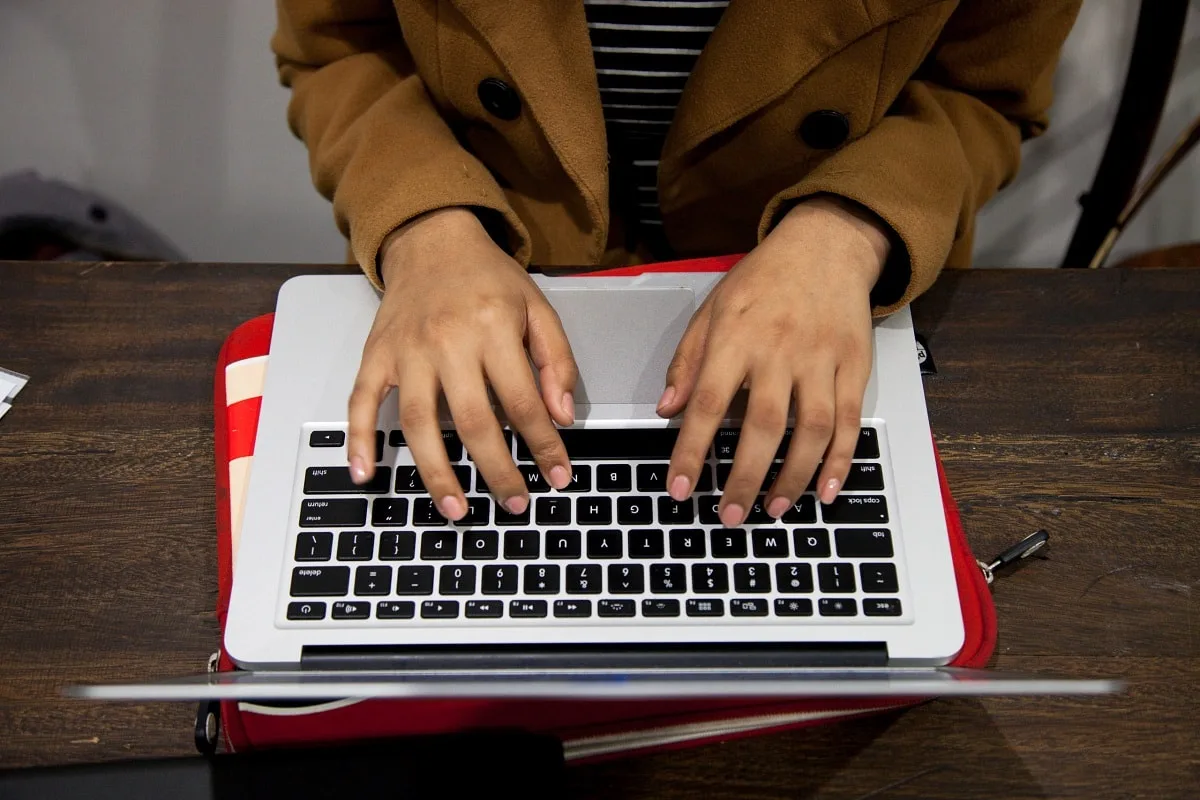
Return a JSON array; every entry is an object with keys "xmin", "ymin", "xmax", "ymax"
[{"xmin": 73, "ymin": 272, "xmax": 1119, "ymax": 701}]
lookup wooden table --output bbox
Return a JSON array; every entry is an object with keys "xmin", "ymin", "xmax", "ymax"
[{"xmin": 0, "ymin": 263, "xmax": 1196, "ymax": 798}]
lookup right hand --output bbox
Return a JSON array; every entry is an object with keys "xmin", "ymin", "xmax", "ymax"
[{"xmin": 347, "ymin": 208, "xmax": 578, "ymax": 522}]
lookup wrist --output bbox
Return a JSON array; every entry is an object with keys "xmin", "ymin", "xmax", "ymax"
[
  {"xmin": 379, "ymin": 207, "xmax": 486, "ymax": 285},
  {"xmin": 776, "ymin": 196, "xmax": 891, "ymax": 285}
]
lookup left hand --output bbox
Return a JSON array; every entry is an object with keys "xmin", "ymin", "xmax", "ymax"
[{"xmin": 660, "ymin": 195, "xmax": 892, "ymax": 527}]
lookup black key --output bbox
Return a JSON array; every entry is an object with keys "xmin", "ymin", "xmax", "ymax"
[
  {"xmin": 822, "ymin": 495, "xmax": 888, "ymax": 524},
  {"xmin": 504, "ymin": 531, "xmax": 539, "ymax": 559},
  {"xmin": 864, "ymin": 598, "xmax": 903, "ymax": 617},
  {"xmin": 751, "ymin": 529, "xmax": 789, "ymax": 558},
  {"xmin": 394, "ymin": 466, "xmax": 425, "ymax": 493},
  {"xmin": 617, "ymin": 496, "xmax": 654, "ymax": 525},
  {"xmin": 520, "ymin": 465, "xmax": 552, "ymax": 493},
  {"xmin": 440, "ymin": 430, "xmax": 465, "ymax": 461},
  {"xmin": 309, "ymin": 430, "xmax": 344, "ymax": 448},
  {"xmin": 494, "ymin": 503, "xmax": 531, "ymax": 526},
  {"xmin": 304, "ymin": 466, "xmax": 391, "ymax": 494},
  {"xmin": 855, "ymin": 428, "xmax": 880, "ymax": 459},
  {"xmin": 650, "ymin": 563, "xmax": 687, "ymax": 593},
  {"xmin": 716, "ymin": 463, "xmax": 782, "ymax": 493},
  {"xmin": 379, "ymin": 531, "xmax": 416, "ymax": 561},
  {"xmin": 546, "ymin": 530, "xmax": 582, "ymax": 559},
  {"xmin": 510, "ymin": 599, "xmax": 548, "ymax": 618},
  {"xmin": 561, "ymin": 465, "xmax": 592, "ymax": 493},
  {"xmin": 332, "ymin": 600, "xmax": 371, "ymax": 620},
  {"xmin": 782, "ymin": 496, "xmax": 817, "ymax": 524},
  {"xmin": 642, "ymin": 598, "xmax": 680, "ymax": 617},
  {"xmin": 481, "ymin": 564, "xmax": 519, "ymax": 594},
  {"xmin": 456, "ymin": 496, "xmax": 491, "ymax": 526},
  {"xmin": 686, "ymin": 598, "xmax": 725, "ymax": 617},
  {"xmin": 669, "ymin": 529, "xmax": 706, "ymax": 558},
  {"xmin": 287, "ymin": 601, "xmax": 326, "ymax": 620},
  {"xmin": 819, "ymin": 598, "xmax": 858, "ymax": 617},
  {"xmin": 566, "ymin": 564, "xmax": 602, "ymax": 594},
  {"xmin": 793, "ymin": 529, "xmax": 832, "ymax": 558},
  {"xmin": 692, "ymin": 563, "xmax": 729, "ymax": 593},
  {"xmin": 462, "ymin": 530, "xmax": 499, "ymax": 560},
  {"xmin": 388, "ymin": 429, "xmax": 404, "ymax": 448},
  {"xmin": 372, "ymin": 498, "xmax": 409, "ymax": 527},
  {"xmin": 734, "ymin": 563, "xmax": 772, "ymax": 593},
  {"xmin": 744, "ymin": 498, "xmax": 772, "ymax": 525},
  {"xmin": 818, "ymin": 563, "xmax": 857, "ymax": 593},
  {"xmin": 354, "ymin": 565, "xmax": 392, "ymax": 596},
  {"xmin": 859, "ymin": 563, "xmax": 899, "ymax": 593},
  {"xmin": 844, "ymin": 462, "xmax": 884, "ymax": 491},
  {"xmin": 395, "ymin": 565, "xmax": 435, "ymax": 595},
  {"xmin": 374, "ymin": 430, "xmax": 384, "ymax": 463},
  {"xmin": 710, "ymin": 529, "xmax": 747, "ymax": 558},
  {"xmin": 336, "ymin": 531, "xmax": 375, "ymax": 561},
  {"xmin": 776, "ymin": 563, "xmax": 814, "ymax": 593},
  {"xmin": 629, "ymin": 529, "xmax": 665, "ymax": 559},
  {"xmin": 535, "ymin": 497, "xmax": 571, "ymax": 526},
  {"xmin": 716, "ymin": 463, "xmax": 732, "ymax": 490},
  {"xmin": 452, "ymin": 465, "xmax": 472, "ymax": 491},
  {"xmin": 420, "ymin": 530, "xmax": 457, "ymax": 560},
  {"xmin": 608, "ymin": 563, "xmax": 644, "ymax": 593},
  {"xmin": 519, "ymin": 428, "xmax": 678, "ymax": 461},
  {"xmin": 377, "ymin": 600, "xmax": 415, "ymax": 619},
  {"xmin": 413, "ymin": 498, "xmax": 449, "ymax": 526},
  {"xmin": 695, "ymin": 465, "xmax": 714, "ymax": 493},
  {"xmin": 836, "ymin": 528, "xmax": 894, "ymax": 558},
  {"xmin": 439, "ymin": 564, "xmax": 477, "ymax": 594},
  {"xmin": 714, "ymin": 429, "xmax": 738, "ymax": 460},
  {"xmin": 300, "ymin": 498, "xmax": 367, "ymax": 528},
  {"xmin": 598, "ymin": 598, "xmax": 636, "ymax": 617},
  {"xmin": 636, "ymin": 463, "xmax": 669, "ymax": 492},
  {"xmin": 658, "ymin": 497, "xmax": 695, "ymax": 525},
  {"xmin": 597, "ymin": 464, "xmax": 633, "ymax": 492},
  {"xmin": 554, "ymin": 599, "xmax": 592, "ymax": 618},
  {"xmin": 421, "ymin": 600, "xmax": 459, "ymax": 619},
  {"xmin": 576, "ymin": 496, "xmax": 613, "ymax": 525},
  {"xmin": 295, "ymin": 532, "xmax": 333, "ymax": 562},
  {"xmin": 587, "ymin": 529, "xmax": 623, "ymax": 559},
  {"xmin": 774, "ymin": 598, "xmax": 814, "ymax": 617},
  {"xmin": 290, "ymin": 566, "xmax": 350, "ymax": 597},
  {"xmin": 466, "ymin": 600, "xmax": 504, "ymax": 618},
  {"xmin": 730, "ymin": 598, "xmax": 768, "ymax": 616},
  {"xmin": 524, "ymin": 564, "xmax": 561, "ymax": 594}
]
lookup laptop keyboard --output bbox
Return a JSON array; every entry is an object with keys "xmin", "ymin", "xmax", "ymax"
[{"xmin": 284, "ymin": 424, "xmax": 908, "ymax": 625}]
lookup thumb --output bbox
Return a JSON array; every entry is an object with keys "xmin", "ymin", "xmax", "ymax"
[
  {"xmin": 659, "ymin": 301, "xmax": 712, "ymax": 418},
  {"xmin": 526, "ymin": 295, "xmax": 579, "ymax": 426}
]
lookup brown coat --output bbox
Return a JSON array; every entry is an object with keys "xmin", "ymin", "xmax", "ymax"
[{"xmin": 272, "ymin": 0, "xmax": 1080, "ymax": 313}]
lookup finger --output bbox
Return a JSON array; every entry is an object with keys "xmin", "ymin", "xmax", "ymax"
[
  {"xmin": 525, "ymin": 294, "xmax": 579, "ymax": 426},
  {"xmin": 439, "ymin": 363, "xmax": 529, "ymax": 514},
  {"xmin": 666, "ymin": 341, "xmax": 744, "ymax": 505},
  {"xmin": 658, "ymin": 300, "xmax": 712, "ymax": 418},
  {"xmin": 767, "ymin": 367, "xmax": 836, "ymax": 517},
  {"xmin": 485, "ymin": 344, "xmax": 572, "ymax": 491},
  {"xmin": 721, "ymin": 365, "xmax": 791, "ymax": 526},
  {"xmin": 815, "ymin": 351, "xmax": 872, "ymax": 504},
  {"xmin": 397, "ymin": 363, "xmax": 468, "ymax": 521},
  {"xmin": 347, "ymin": 354, "xmax": 390, "ymax": 484}
]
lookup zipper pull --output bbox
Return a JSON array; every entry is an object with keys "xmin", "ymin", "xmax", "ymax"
[
  {"xmin": 194, "ymin": 651, "xmax": 222, "ymax": 755},
  {"xmin": 977, "ymin": 529, "xmax": 1049, "ymax": 585}
]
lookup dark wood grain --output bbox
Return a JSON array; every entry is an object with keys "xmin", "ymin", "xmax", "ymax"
[{"xmin": 0, "ymin": 263, "xmax": 1197, "ymax": 797}]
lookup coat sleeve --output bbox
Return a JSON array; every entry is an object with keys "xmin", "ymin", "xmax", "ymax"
[
  {"xmin": 272, "ymin": 0, "xmax": 531, "ymax": 287},
  {"xmin": 758, "ymin": 0, "xmax": 1082, "ymax": 313}
]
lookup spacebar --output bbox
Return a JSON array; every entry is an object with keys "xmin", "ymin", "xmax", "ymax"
[{"xmin": 518, "ymin": 428, "xmax": 679, "ymax": 461}]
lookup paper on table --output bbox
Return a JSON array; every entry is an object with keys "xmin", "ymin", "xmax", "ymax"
[
  {"xmin": 0, "ymin": 402, "xmax": 10, "ymax": 420},
  {"xmin": 0, "ymin": 367, "xmax": 28, "ymax": 401}
]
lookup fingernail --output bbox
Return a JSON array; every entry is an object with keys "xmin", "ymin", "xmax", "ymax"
[
  {"xmin": 438, "ymin": 495, "xmax": 465, "ymax": 520},
  {"xmin": 550, "ymin": 465, "xmax": 571, "ymax": 490},
  {"xmin": 561, "ymin": 392, "xmax": 575, "ymax": 424},
  {"xmin": 504, "ymin": 495, "xmax": 529, "ymax": 515},
  {"xmin": 720, "ymin": 503, "xmax": 744, "ymax": 528},
  {"xmin": 767, "ymin": 496, "xmax": 790, "ymax": 519},
  {"xmin": 349, "ymin": 456, "xmax": 368, "ymax": 484},
  {"xmin": 657, "ymin": 386, "xmax": 676, "ymax": 411},
  {"xmin": 669, "ymin": 475, "xmax": 690, "ymax": 501},
  {"xmin": 820, "ymin": 478, "xmax": 841, "ymax": 505}
]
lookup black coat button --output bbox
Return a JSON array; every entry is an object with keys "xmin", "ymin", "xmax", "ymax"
[
  {"xmin": 477, "ymin": 78, "xmax": 522, "ymax": 121},
  {"xmin": 799, "ymin": 110, "xmax": 850, "ymax": 149}
]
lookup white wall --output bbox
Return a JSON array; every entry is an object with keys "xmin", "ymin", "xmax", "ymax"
[{"xmin": 1, "ymin": 0, "xmax": 1197, "ymax": 266}]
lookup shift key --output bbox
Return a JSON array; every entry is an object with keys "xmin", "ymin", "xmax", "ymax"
[{"xmin": 299, "ymin": 498, "xmax": 367, "ymax": 527}]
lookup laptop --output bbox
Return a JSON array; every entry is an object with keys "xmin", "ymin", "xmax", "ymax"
[{"xmin": 73, "ymin": 270, "xmax": 1119, "ymax": 701}]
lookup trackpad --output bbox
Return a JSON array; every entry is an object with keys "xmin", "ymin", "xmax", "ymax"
[{"xmin": 541, "ymin": 288, "xmax": 695, "ymax": 405}]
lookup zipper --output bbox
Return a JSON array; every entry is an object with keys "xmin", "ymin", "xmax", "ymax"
[
  {"xmin": 977, "ymin": 529, "xmax": 1049, "ymax": 586},
  {"xmin": 194, "ymin": 651, "xmax": 222, "ymax": 755}
]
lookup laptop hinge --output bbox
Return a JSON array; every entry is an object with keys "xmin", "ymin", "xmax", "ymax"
[{"xmin": 300, "ymin": 643, "xmax": 888, "ymax": 671}]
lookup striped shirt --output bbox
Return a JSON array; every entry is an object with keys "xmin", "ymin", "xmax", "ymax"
[{"xmin": 583, "ymin": 0, "xmax": 730, "ymax": 254}]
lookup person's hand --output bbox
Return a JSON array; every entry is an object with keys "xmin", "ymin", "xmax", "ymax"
[
  {"xmin": 659, "ymin": 196, "xmax": 891, "ymax": 527},
  {"xmin": 347, "ymin": 208, "xmax": 578, "ymax": 521}
]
